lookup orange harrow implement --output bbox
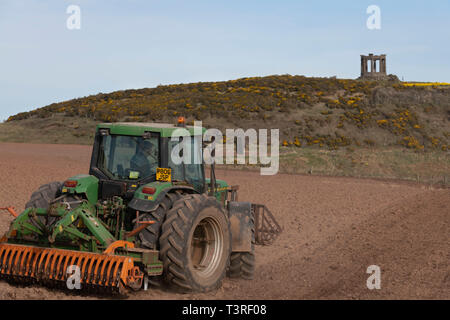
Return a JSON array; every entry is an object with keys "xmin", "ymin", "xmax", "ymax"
[
  {"xmin": 0, "ymin": 207, "xmax": 18, "ymax": 218},
  {"xmin": 0, "ymin": 243, "xmax": 143, "ymax": 294}
]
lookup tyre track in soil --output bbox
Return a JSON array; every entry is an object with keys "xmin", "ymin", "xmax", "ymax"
[{"xmin": 0, "ymin": 143, "xmax": 448, "ymax": 299}]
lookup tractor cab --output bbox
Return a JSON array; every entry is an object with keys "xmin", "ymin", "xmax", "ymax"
[{"xmin": 88, "ymin": 121, "xmax": 207, "ymax": 200}]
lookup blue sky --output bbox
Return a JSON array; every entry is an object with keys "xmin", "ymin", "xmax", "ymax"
[{"xmin": 0, "ymin": 0, "xmax": 449, "ymax": 121}]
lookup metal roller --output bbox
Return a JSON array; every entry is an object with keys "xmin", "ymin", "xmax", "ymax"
[{"xmin": 0, "ymin": 243, "xmax": 143, "ymax": 294}]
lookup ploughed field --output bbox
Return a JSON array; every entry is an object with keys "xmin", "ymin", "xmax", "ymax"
[{"xmin": 0, "ymin": 143, "xmax": 448, "ymax": 299}]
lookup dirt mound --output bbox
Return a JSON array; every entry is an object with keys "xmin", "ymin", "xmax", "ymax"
[{"xmin": 0, "ymin": 143, "xmax": 448, "ymax": 299}]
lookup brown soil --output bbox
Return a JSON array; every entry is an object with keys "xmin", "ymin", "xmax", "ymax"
[{"xmin": 0, "ymin": 143, "xmax": 448, "ymax": 300}]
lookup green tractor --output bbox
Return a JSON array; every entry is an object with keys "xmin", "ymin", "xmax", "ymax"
[{"xmin": 0, "ymin": 121, "xmax": 281, "ymax": 294}]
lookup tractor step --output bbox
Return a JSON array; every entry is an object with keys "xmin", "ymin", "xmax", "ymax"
[
  {"xmin": 251, "ymin": 204, "xmax": 282, "ymax": 245},
  {"xmin": 0, "ymin": 243, "xmax": 143, "ymax": 294}
]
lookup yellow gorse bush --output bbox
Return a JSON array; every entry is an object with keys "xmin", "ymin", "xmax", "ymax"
[{"xmin": 402, "ymin": 82, "xmax": 450, "ymax": 87}]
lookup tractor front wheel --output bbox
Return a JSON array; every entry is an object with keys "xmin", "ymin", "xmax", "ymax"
[
  {"xmin": 228, "ymin": 210, "xmax": 255, "ymax": 280},
  {"xmin": 159, "ymin": 194, "xmax": 231, "ymax": 292},
  {"xmin": 228, "ymin": 251, "xmax": 255, "ymax": 280}
]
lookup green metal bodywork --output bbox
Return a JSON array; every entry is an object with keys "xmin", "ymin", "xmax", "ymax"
[
  {"xmin": 133, "ymin": 179, "xmax": 229, "ymax": 205},
  {"xmin": 206, "ymin": 178, "xmax": 229, "ymax": 202},
  {"xmin": 97, "ymin": 122, "xmax": 206, "ymax": 137},
  {"xmin": 63, "ymin": 174, "xmax": 99, "ymax": 204},
  {"xmin": 8, "ymin": 201, "xmax": 115, "ymax": 251},
  {"xmin": 134, "ymin": 181, "xmax": 174, "ymax": 201}
]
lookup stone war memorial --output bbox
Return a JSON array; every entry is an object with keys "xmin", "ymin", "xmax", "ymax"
[{"xmin": 359, "ymin": 53, "xmax": 398, "ymax": 81}]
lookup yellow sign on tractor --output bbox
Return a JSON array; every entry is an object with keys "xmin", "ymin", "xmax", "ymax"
[{"xmin": 156, "ymin": 167, "xmax": 171, "ymax": 182}]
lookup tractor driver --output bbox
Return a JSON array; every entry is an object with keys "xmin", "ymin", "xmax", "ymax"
[{"xmin": 130, "ymin": 140, "xmax": 158, "ymax": 178}]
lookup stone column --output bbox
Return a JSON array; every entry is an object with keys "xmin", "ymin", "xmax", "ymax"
[{"xmin": 361, "ymin": 56, "xmax": 365, "ymax": 77}]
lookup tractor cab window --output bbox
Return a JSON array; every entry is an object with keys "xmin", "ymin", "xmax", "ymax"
[
  {"xmin": 168, "ymin": 137, "xmax": 204, "ymax": 192},
  {"xmin": 98, "ymin": 135, "xmax": 159, "ymax": 181}
]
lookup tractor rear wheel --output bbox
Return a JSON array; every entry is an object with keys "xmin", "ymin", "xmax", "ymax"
[
  {"xmin": 159, "ymin": 194, "xmax": 231, "ymax": 292},
  {"xmin": 25, "ymin": 182, "xmax": 63, "ymax": 210},
  {"xmin": 25, "ymin": 181, "xmax": 63, "ymax": 227},
  {"xmin": 134, "ymin": 192, "xmax": 183, "ymax": 250}
]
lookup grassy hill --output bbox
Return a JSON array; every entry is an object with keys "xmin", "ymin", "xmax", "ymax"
[
  {"xmin": 1, "ymin": 75, "xmax": 449, "ymax": 184},
  {"xmin": 4, "ymin": 75, "xmax": 450, "ymax": 150}
]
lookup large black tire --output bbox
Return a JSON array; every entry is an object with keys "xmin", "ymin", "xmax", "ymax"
[
  {"xmin": 228, "ymin": 212, "xmax": 256, "ymax": 280},
  {"xmin": 25, "ymin": 182, "xmax": 63, "ymax": 227},
  {"xmin": 134, "ymin": 192, "xmax": 183, "ymax": 250},
  {"xmin": 25, "ymin": 182, "xmax": 63, "ymax": 210},
  {"xmin": 228, "ymin": 252, "xmax": 255, "ymax": 280},
  {"xmin": 159, "ymin": 194, "xmax": 231, "ymax": 292}
]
